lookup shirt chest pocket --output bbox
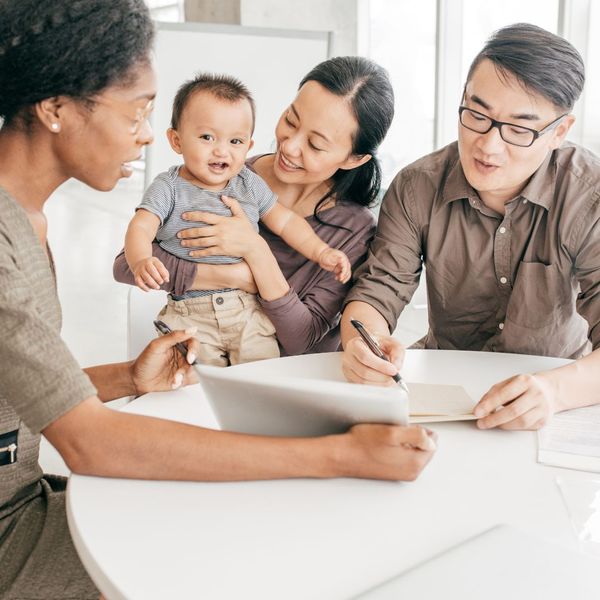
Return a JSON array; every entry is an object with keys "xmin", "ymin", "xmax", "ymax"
[
  {"xmin": 506, "ymin": 261, "xmax": 573, "ymax": 328},
  {"xmin": 0, "ymin": 428, "xmax": 19, "ymax": 466}
]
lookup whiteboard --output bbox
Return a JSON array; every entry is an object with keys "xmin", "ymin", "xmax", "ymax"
[{"xmin": 145, "ymin": 22, "xmax": 331, "ymax": 186}]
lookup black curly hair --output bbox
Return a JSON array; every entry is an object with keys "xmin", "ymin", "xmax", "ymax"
[{"xmin": 0, "ymin": 0, "xmax": 154, "ymax": 128}]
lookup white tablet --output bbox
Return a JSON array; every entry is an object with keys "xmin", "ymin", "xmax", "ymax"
[{"xmin": 195, "ymin": 364, "xmax": 409, "ymax": 437}]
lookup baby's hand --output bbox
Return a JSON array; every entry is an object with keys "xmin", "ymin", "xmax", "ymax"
[
  {"xmin": 318, "ymin": 247, "xmax": 351, "ymax": 283},
  {"xmin": 132, "ymin": 257, "xmax": 170, "ymax": 292}
]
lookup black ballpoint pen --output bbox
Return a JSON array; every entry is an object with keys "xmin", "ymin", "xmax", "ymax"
[
  {"xmin": 350, "ymin": 319, "xmax": 410, "ymax": 393},
  {"xmin": 153, "ymin": 320, "xmax": 204, "ymax": 377}
]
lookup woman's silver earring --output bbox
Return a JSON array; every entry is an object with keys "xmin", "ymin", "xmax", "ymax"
[{"xmin": 51, "ymin": 123, "xmax": 60, "ymax": 132}]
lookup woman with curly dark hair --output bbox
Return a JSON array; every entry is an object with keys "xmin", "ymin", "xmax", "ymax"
[{"xmin": 0, "ymin": 2, "xmax": 436, "ymax": 597}]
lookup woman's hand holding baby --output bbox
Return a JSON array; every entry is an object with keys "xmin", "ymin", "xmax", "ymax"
[{"xmin": 179, "ymin": 195, "xmax": 261, "ymax": 259}]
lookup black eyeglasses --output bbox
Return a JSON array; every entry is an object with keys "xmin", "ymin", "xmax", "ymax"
[{"xmin": 458, "ymin": 106, "xmax": 568, "ymax": 148}]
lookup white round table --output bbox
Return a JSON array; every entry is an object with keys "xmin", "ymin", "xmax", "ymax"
[{"xmin": 67, "ymin": 350, "xmax": 588, "ymax": 600}]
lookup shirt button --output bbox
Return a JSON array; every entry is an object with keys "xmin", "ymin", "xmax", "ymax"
[
  {"xmin": 499, "ymin": 227, "xmax": 506, "ymax": 234},
  {"xmin": 500, "ymin": 276, "xmax": 508, "ymax": 284},
  {"xmin": 523, "ymin": 199, "xmax": 528, "ymax": 204},
  {"xmin": 215, "ymin": 296, "xmax": 224, "ymax": 305},
  {"xmin": 498, "ymin": 322, "xmax": 505, "ymax": 330}
]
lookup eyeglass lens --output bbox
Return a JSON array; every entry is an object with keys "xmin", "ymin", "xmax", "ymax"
[{"xmin": 460, "ymin": 108, "xmax": 535, "ymax": 147}]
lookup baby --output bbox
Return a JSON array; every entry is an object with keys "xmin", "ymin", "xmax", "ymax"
[{"xmin": 124, "ymin": 73, "xmax": 351, "ymax": 366}]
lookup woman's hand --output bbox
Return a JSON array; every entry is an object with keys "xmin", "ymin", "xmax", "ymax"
[
  {"xmin": 178, "ymin": 195, "xmax": 262, "ymax": 260},
  {"xmin": 130, "ymin": 328, "xmax": 201, "ymax": 395},
  {"xmin": 474, "ymin": 373, "xmax": 558, "ymax": 430},
  {"xmin": 342, "ymin": 335, "xmax": 406, "ymax": 386},
  {"xmin": 342, "ymin": 424, "xmax": 437, "ymax": 481}
]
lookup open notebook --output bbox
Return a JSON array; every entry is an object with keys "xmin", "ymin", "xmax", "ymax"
[{"xmin": 195, "ymin": 365, "xmax": 476, "ymax": 437}]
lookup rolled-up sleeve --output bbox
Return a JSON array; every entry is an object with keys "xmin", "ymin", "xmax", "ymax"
[
  {"xmin": 344, "ymin": 170, "xmax": 424, "ymax": 332},
  {"xmin": 113, "ymin": 243, "xmax": 197, "ymax": 297}
]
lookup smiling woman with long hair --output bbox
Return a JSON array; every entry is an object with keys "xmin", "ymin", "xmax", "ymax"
[{"xmin": 114, "ymin": 54, "xmax": 396, "ymax": 357}]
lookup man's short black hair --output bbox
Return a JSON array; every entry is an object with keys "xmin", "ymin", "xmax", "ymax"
[
  {"xmin": 171, "ymin": 73, "xmax": 256, "ymax": 131},
  {"xmin": 466, "ymin": 23, "xmax": 585, "ymax": 112}
]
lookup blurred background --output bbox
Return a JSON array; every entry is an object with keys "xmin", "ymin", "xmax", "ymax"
[{"xmin": 150, "ymin": 0, "xmax": 600, "ymax": 184}]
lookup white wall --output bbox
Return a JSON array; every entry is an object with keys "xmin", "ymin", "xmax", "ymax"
[{"xmin": 240, "ymin": 0, "xmax": 358, "ymax": 56}]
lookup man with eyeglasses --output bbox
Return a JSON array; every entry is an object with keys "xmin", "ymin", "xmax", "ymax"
[{"xmin": 341, "ymin": 23, "xmax": 600, "ymax": 431}]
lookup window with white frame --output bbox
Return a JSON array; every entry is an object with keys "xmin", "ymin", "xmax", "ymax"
[
  {"xmin": 460, "ymin": 0, "xmax": 559, "ymax": 81},
  {"xmin": 365, "ymin": 0, "xmax": 437, "ymax": 187},
  {"xmin": 145, "ymin": 0, "xmax": 183, "ymax": 22},
  {"xmin": 365, "ymin": 0, "xmax": 597, "ymax": 185},
  {"xmin": 581, "ymin": 1, "xmax": 599, "ymax": 155}
]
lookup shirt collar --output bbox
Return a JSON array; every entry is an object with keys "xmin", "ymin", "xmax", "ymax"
[
  {"xmin": 441, "ymin": 155, "xmax": 478, "ymax": 205},
  {"xmin": 516, "ymin": 151, "xmax": 554, "ymax": 210},
  {"xmin": 442, "ymin": 149, "xmax": 555, "ymax": 211}
]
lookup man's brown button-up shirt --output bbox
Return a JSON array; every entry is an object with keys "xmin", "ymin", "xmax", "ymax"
[{"xmin": 345, "ymin": 142, "xmax": 600, "ymax": 358}]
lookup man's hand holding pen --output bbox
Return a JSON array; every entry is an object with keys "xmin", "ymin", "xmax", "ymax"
[{"xmin": 343, "ymin": 320, "xmax": 407, "ymax": 388}]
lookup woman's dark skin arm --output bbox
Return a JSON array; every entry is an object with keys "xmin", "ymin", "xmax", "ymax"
[{"xmin": 45, "ymin": 328, "xmax": 438, "ymax": 482}]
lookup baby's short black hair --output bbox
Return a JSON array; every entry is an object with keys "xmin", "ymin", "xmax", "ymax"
[{"xmin": 171, "ymin": 73, "xmax": 256, "ymax": 132}]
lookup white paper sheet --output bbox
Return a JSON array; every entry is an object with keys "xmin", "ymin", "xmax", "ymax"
[
  {"xmin": 408, "ymin": 383, "xmax": 477, "ymax": 423},
  {"xmin": 537, "ymin": 405, "xmax": 600, "ymax": 472}
]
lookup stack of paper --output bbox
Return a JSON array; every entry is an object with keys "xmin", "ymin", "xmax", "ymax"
[{"xmin": 538, "ymin": 405, "xmax": 600, "ymax": 472}]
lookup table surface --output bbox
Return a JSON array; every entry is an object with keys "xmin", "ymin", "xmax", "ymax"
[{"xmin": 67, "ymin": 349, "xmax": 590, "ymax": 600}]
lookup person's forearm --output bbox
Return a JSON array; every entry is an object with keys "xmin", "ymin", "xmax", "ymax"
[
  {"xmin": 124, "ymin": 225, "xmax": 152, "ymax": 270},
  {"xmin": 114, "ymin": 245, "xmax": 197, "ymax": 296},
  {"xmin": 542, "ymin": 347, "xmax": 600, "ymax": 412},
  {"xmin": 264, "ymin": 206, "xmax": 328, "ymax": 263},
  {"xmin": 244, "ymin": 236, "xmax": 290, "ymax": 301},
  {"xmin": 84, "ymin": 362, "xmax": 135, "ymax": 401},
  {"xmin": 341, "ymin": 301, "xmax": 391, "ymax": 348},
  {"xmin": 46, "ymin": 398, "xmax": 343, "ymax": 481},
  {"xmin": 280, "ymin": 215, "xmax": 328, "ymax": 263}
]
